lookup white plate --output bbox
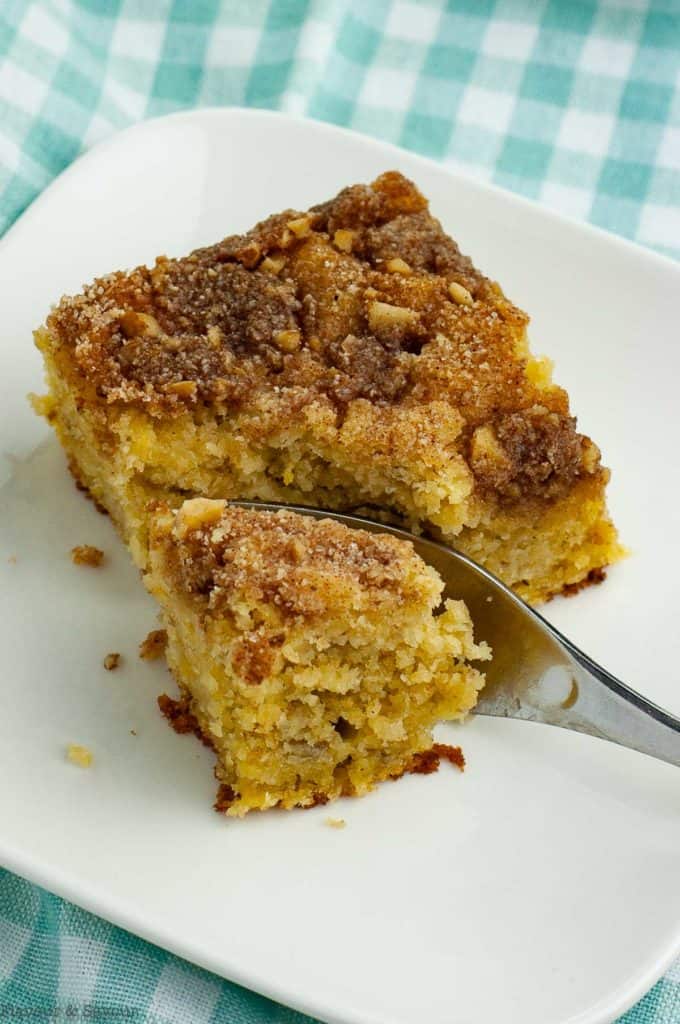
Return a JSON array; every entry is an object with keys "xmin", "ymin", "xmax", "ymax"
[{"xmin": 1, "ymin": 108, "xmax": 679, "ymax": 1024}]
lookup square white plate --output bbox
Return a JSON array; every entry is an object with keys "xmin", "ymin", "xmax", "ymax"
[{"xmin": 1, "ymin": 108, "xmax": 679, "ymax": 1024}]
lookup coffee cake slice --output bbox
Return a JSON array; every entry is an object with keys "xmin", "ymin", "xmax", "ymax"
[
  {"xmin": 146, "ymin": 500, "xmax": 488, "ymax": 815},
  {"xmin": 34, "ymin": 171, "xmax": 622, "ymax": 602}
]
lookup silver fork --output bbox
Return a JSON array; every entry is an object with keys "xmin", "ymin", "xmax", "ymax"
[{"xmin": 235, "ymin": 501, "xmax": 680, "ymax": 768}]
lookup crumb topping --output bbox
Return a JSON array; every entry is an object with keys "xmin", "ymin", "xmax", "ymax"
[
  {"xmin": 46, "ymin": 170, "xmax": 597, "ymax": 505},
  {"xmin": 156, "ymin": 501, "xmax": 436, "ymax": 623},
  {"xmin": 71, "ymin": 544, "xmax": 104, "ymax": 567}
]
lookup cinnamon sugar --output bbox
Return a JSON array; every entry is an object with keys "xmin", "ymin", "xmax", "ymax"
[
  {"xmin": 153, "ymin": 501, "xmax": 429, "ymax": 624},
  {"xmin": 45, "ymin": 171, "xmax": 591, "ymax": 505}
]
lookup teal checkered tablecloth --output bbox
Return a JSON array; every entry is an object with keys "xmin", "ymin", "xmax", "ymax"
[{"xmin": 1, "ymin": 2, "xmax": 679, "ymax": 1023}]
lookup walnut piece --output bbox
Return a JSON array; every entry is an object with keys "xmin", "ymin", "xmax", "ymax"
[
  {"xmin": 385, "ymin": 257, "xmax": 412, "ymax": 275},
  {"xmin": 275, "ymin": 329, "xmax": 301, "ymax": 352},
  {"xmin": 368, "ymin": 300, "xmax": 419, "ymax": 334},
  {"xmin": 333, "ymin": 229, "xmax": 355, "ymax": 253},
  {"xmin": 448, "ymin": 281, "xmax": 473, "ymax": 306},
  {"xmin": 260, "ymin": 255, "xmax": 286, "ymax": 275},
  {"xmin": 120, "ymin": 311, "xmax": 162, "ymax": 338},
  {"xmin": 175, "ymin": 498, "xmax": 227, "ymax": 538},
  {"xmin": 287, "ymin": 216, "xmax": 312, "ymax": 238},
  {"xmin": 165, "ymin": 380, "xmax": 198, "ymax": 398}
]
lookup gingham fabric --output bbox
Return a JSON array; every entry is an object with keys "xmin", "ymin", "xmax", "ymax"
[{"xmin": 1, "ymin": 2, "xmax": 679, "ymax": 1022}]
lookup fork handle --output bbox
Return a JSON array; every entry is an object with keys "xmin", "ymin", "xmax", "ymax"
[{"xmin": 548, "ymin": 625, "xmax": 680, "ymax": 768}]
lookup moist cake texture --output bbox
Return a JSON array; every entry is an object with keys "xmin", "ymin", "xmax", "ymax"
[
  {"xmin": 146, "ymin": 500, "xmax": 488, "ymax": 815},
  {"xmin": 34, "ymin": 171, "xmax": 622, "ymax": 602}
]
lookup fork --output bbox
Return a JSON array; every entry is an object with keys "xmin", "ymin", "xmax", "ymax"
[{"xmin": 235, "ymin": 501, "xmax": 680, "ymax": 768}]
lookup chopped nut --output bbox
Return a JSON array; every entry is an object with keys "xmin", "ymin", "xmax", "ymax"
[
  {"xmin": 385, "ymin": 257, "xmax": 412, "ymax": 275},
  {"xmin": 120, "ymin": 311, "xmax": 162, "ymax": 338},
  {"xmin": 139, "ymin": 629, "xmax": 168, "ymax": 661},
  {"xmin": 67, "ymin": 744, "xmax": 93, "ymax": 768},
  {"xmin": 368, "ymin": 301, "xmax": 419, "ymax": 333},
  {"xmin": 165, "ymin": 380, "xmax": 198, "ymax": 398},
  {"xmin": 150, "ymin": 259, "xmax": 168, "ymax": 291},
  {"xmin": 206, "ymin": 325, "xmax": 222, "ymax": 348},
  {"xmin": 260, "ymin": 255, "xmax": 286, "ymax": 275},
  {"xmin": 324, "ymin": 817, "xmax": 346, "ymax": 829},
  {"xmin": 289, "ymin": 537, "xmax": 305, "ymax": 562},
  {"xmin": 71, "ymin": 545, "xmax": 104, "ymax": 567},
  {"xmin": 175, "ymin": 498, "xmax": 227, "ymax": 538},
  {"xmin": 448, "ymin": 281, "xmax": 473, "ymax": 306},
  {"xmin": 103, "ymin": 652, "xmax": 121, "ymax": 671},
  {"xmin": 333, "ymin": 229, "xmax": 355, "ymax": 253},
  {"xmin": 287, "ymin": 216, "xmax": 312, "ymax": 238},
  {"xmin": 470, "ymin": 424, "xmax": 508, "ymax": 465},
  {"xmin": 581, "ymin": 438, "xmax": 601, "ymax": 474},
  {"xmin": 237, "ymin": 241, "xmax": 261, "ymax": 268},
  {"xmin": 275, "ymin": 329, "xmax": 301, "ymax": 353}
]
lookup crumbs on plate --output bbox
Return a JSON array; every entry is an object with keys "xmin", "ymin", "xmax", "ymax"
[
  {"xmin": 139, "ymin": 629, "xmax": 167, "ymax": 660},
  {"xmin": 66, "ymin": 743, "xmax": 93, "ymax": 768},
  {"xmin": 71, "ymin": 544, "xmax": 104, "ymax": 567}
]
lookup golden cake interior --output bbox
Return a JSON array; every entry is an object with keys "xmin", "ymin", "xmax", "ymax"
[
  {"xmin": 33, "ymin": 170, "xmax": 623, "ymax": 602},
  {"xmin": 146, "ymin": 500, "xmax": 488, "ymax": 816}
]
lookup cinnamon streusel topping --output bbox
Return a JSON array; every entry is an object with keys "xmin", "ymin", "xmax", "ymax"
[{"xmin": 47, "ymin": 172, "xmax": 596, "ymax": 504}]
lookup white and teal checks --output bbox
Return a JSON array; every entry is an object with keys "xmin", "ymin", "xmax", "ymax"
[
  {"xmin": 1, "ymin": 2, "xmax": 679, "ymax": 1022},
  {"xmin": 1, "ymin": 0, "xmax": 680, "ymax": 255}
]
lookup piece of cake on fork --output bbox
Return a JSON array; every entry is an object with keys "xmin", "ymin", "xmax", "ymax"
[
  {"xmin": 33, "ymin": 170, "xmax": 622, "ymax": 602},
  {"xmin": 145, "ymin": 500, "xmax": 489, "ymax": 816}
]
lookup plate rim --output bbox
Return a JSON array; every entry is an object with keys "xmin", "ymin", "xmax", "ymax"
[
  {"xmin": 1, "ymin": 106, "xmax": 679, "ymax": 1024},
  {"xmin": 3, "ymin": 105, "xmax": 679, "ymax": 279}
]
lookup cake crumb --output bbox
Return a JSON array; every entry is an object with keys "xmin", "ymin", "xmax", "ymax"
[
  {"xmin": 324, "ymin": 817, "xmax": 346, "ymax": 829},
  {"xmin": 214, "ymin": 783, "xmax": 237, "ymax": 813},
  {"xmin": 139, "ymin": 629, "xmax": 167, "ymax": 660},
  {"xmin": 7, "ymin": 555, "xmax": 16, "ymax": 564},
  {"xmin": 103, "ymin": 652, "xmax": 121, "ymax": 671},
  {"xmin": 71, "ymin": 544, "xmax": 104, "ymax": 567},
  {"xmin": 130, "ymin": 729, "xmax": 137, "ymax": 736},
  {"xmin": 66, "ymin": 743, "xmax": 93, "ymax": 768}
]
